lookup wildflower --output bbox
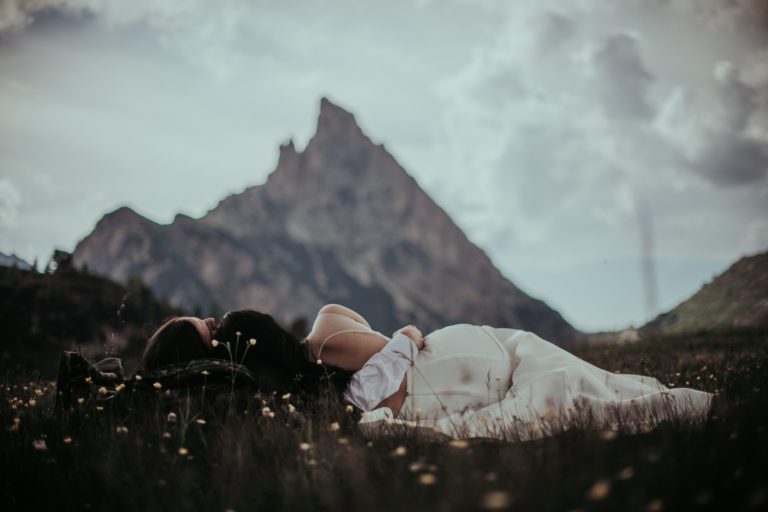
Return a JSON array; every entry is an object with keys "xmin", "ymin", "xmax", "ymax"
[
  {"xmin": 449, "ymin": 439, "xmax": 469, "ymax": 449},
  {"xmin": 646, "ymin": 499, "xmax": 664, "ymax": 512},
  {"xmin": 178, "ymin": 447, "xmax": 189, "ymax": 456},
  {"xmin": 235, "ymin": 331, "xmax": 242, "ymax": 337},
  {"xmin": 599, "ymin": 430, "xmax": 618, "ymax": 441},
  {"xmin": 162, "ymin": 432, "xmax": 172, "ymax": 439},
  {"xmin": 167, "ymin": 412, "xmax": 177, "ymax": 422},
  {"xmin": 345, "ymin": 405, "xmax": 354, "ymax": 413},
  {"xmin": 249, "ymin": 338, "xmax": 257, "ymax": 346},
  {"xmin": 329, "ymin": 422, "xmax": 340, "ymax": 432},
  {"xmin": 307, "ymin": 459, "xmax": 317, "ymax": 466},
  {"xmin": 84, "ymin": 377, "xmax": 92, "ymax": 384},
  {"xmin": 409, "ymin": 462, "xmax": 424, "ymax": 472},
  {"xmin": 115, "ymin": 426, "xmax": 129, "ymax": 434},
  {"xmin": 28, "ymin": 399, "xmax": 37, "ymax": 407},
  {"xmin": 33, "ymin": 439, "xmax": 48, "ymax": 451},
  {"xmin": 63, "ymin": 436, "xmax": 72, "ymax": 444},
  {"xmin": 393, "ymin": 446, "xmax": 407, "ymax": 457},
  {"xmin": 95, "ymin": 405, "xmax": 104, "ymax": 411},
  {"xmin": 281, "ymin": 392, "xmax": 291, "ymax": 400},
  {"xmin": 481, "ymin": 491, "xmax": 511, "ymax": 510},
  {"xmin": 262, "ymin": 407, "xmax": 272, "ymax": 417},
  {"xmin": 35, "ymin": 388, "xmax": 44, "ymax": 396},
  {"xmin": 587, "ymin": 479, "xmax": 611, "ymax": 501},
  {"xmin": 288, "ymin": 404, "xmax": 296, "ymax": 413},
  {"xmin": 153, "ymin": 382, "xmax": 162, "ymax": 390},
  {"xmin": 98, "ymin": 386, "xmax": 108, "ymax": 396},
  {"xmin": 195, "ymin": 418, "xmax": 206, "ymax": 425},
  {"xmin": 419, "ymin": 473, "xmax": 437, "ymax": 485},
  {"xmin": 299, "ymin": 442, "xmax": 311, "ymax": 451},
  {"xmin": 337, "ymin": 437, "xmax": 350, "ymax": 445},
  {"xmin": 316, "ymin": 359, "xmax": 323, "ymax": 365},
  {"xmin": 134, "ymin": 374, "xmax": 142, "ymax": 381},
  {"xmin": 115, "ymin": 383, "xmax": 125, "ymax": 392},
  {"xmin": 77, "ymin": 398, "xmax": 85, "ymax": 405},
  {"xmin": 211, "ymin": 340, "xmax": 219, "ymax": 348},
  {"xmin": 617, "ymin": 467, "xmax": 635, "ymax": 480},
  {"xmin": 201, "ymin": 370, "xmax": 210, "ymax": 376}
]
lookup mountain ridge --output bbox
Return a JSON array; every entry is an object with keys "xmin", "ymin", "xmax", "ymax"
[
  {"xmin": 72, "ymin": 97, "xmax": 580, "ymax": 344},
  {"xmin": 643, "ymin": 250, "xmax": 768, "ymax": 333}
]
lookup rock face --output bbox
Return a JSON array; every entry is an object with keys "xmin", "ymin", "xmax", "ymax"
[
  {"xmin": 643, "ymin": 250, "xmax": 768, "ymax": 333},
  {"xmin": 72, "ymin": 98, "xmax": 580, "ymax": 343}
]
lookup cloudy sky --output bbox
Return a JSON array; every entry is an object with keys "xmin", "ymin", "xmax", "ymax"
[{"xmin": 1, "ymin": 0, "xmax": 767, "ymax": 332}]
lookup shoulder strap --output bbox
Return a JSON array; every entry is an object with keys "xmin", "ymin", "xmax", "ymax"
[{"xmin": 316, "ymin": 328, "xmax": 380, "ymax": 360}]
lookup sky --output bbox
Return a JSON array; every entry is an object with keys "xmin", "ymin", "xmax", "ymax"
[{"xmin": 1, "ymin": 0, "xmax": 767, "ymax": 332}]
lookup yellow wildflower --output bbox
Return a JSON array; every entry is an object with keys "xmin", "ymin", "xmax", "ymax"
[
  {"xmin": 587, "ymin": 479, "xmax": 611, "ymax": 501},
  {"xmin": 419, "ymin": 473, "xmax": 437, "ymax": 486},
  {"xmin": 481, "ymin": 491, "xmax": 511, "ymax": 510}
]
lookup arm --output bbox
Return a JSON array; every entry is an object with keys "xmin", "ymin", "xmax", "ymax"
[{"xmin": 343, "ymin": 333, "xmax": 418, "ymax": 411}]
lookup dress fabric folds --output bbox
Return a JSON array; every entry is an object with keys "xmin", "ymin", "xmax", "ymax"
[{"xmin": 358, "ymin": 324, "xmax": 713, "ymax": 441}]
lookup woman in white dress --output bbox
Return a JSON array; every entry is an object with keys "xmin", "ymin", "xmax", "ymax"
[{"xmin": 215, "ymin": 304, "xmax": 714, "ymax": 441}]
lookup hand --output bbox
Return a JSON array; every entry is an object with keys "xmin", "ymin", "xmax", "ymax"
[{"xmin": 393, "ymin": 325, "xmax": 425, "ymax": 350}]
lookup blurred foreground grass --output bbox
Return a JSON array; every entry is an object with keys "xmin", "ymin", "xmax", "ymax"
[{"xmin": 1, "ymin": 329, "xmax": 766, "ymax": 512}]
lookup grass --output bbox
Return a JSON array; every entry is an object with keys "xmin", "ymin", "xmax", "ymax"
[{"xmin": 1, "ymin": 329, "xmax": 767, "ymax": 512}]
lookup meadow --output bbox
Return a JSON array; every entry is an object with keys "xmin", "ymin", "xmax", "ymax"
[{"xmin": 1, "ymin": 329, "xmax": 766, "ymax": 512}]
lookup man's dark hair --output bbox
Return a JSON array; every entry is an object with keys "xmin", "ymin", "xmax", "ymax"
[
  {"xmin": 214, "ymin": 309, "xmax": 353, "ymax": 395},
  {"xmin": 142, "ymin": 317, "xmax": 210, "ymax": 370}
]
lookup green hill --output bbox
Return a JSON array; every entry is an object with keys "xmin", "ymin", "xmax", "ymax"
[
  {"xmin": 643, "ymin": 250, "xmax": 768, "ymax": 334},
  {"xmin": 0, "ymin": 254, "xmax": 182, "ymax": 377}
]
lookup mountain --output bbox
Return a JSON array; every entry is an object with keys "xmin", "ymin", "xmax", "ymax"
[
  {"xmin": 0, "ymin": 263, "xmax": 181, "ymax": 377},
  {"xmin": 643, "ymin": 250, "xmax": 768, "ymax": 333},
  {"xmin": 72, "ymin": 97, "xmax": 580, "ymax": 344},
  {"xmin": 0, "ymin": 251, "xmax": 32, "ymax": 270}
]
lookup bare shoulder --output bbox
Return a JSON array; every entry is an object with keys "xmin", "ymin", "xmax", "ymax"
[{"xmin": 317, "ymin": 303, "xmax": 371, "ymax": 328}]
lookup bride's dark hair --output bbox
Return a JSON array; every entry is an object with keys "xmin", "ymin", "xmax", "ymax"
[{"xmin": 213, "ymin": 309, "xmax": 354, "ymax": 396}]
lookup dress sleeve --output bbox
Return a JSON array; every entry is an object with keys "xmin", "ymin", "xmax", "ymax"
[{"xmin": 343, "ymin": 333, "xmax": 418, "ymax": 411}]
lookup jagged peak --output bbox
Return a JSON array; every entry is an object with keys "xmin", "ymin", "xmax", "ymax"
[
  {"xmin": 97, "ymin": 206, "xmax": 155, "ymax": 227},
  {"xmin": 316, "ymin": 96, "xmax": 364, "ymax": 137}
]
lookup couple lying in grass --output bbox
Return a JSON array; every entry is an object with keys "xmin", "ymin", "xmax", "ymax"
[{"xmin": 139, "ymin": 304, "xmax": 713, "ymax": 441}]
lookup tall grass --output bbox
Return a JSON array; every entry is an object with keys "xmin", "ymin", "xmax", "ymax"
[{"xmin": 1, "ymin": 329, "xmax": 766, "ymax": 512}]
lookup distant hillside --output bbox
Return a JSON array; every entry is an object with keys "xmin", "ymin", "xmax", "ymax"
[
  {"xmin": 72, "ymin": 97, "xmax": 580, "ymax": 344},
  {"xmin": 643, "ymin": 250, "xmax": 768, "ymax": 334},
  {"xmin": 0, "ymin": 251, "xmax": 32, "ymax": 270},
  {"xmin": 0, "ymin": 260, "xmax": 182, "ymax": 377}
]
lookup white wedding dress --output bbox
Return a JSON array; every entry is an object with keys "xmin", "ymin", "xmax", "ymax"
[{"xmin": 358, "ymin": 324, "xmax": 714, "ymax": 441}]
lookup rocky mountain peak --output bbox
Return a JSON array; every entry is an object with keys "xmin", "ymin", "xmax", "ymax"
[
  {"xmin": 72, "ymin": 97, "xmax": 580, "ymax": 344},
  {"xmin": 316, "ymin": 97, "xmax": 364, "ymax": 137}
]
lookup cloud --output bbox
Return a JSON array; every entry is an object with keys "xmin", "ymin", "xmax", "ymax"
[
  {"xmin": 656, "ymin": 60, "xmax": 768, "ymax": 185},
  {"xmin": 0, "ymin": 178, "xmax": 21, "ymax": 227},
  {"xmin": 0, "ymin": 0, "xmax": 251, "ymax": 79},
  {"xmin": 588, "ymin": 33, "xmax": 654, "ymax": 120}
]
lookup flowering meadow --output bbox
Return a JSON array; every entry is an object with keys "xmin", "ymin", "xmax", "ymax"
[{"xmin": 1, "ymin": 329, "xmax": 766, "ymax": 512}]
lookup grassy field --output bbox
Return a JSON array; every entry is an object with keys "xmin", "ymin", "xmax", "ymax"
[{"xmin": 1, "ymin": 329, "xmax": 766, "ymax": 512}]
